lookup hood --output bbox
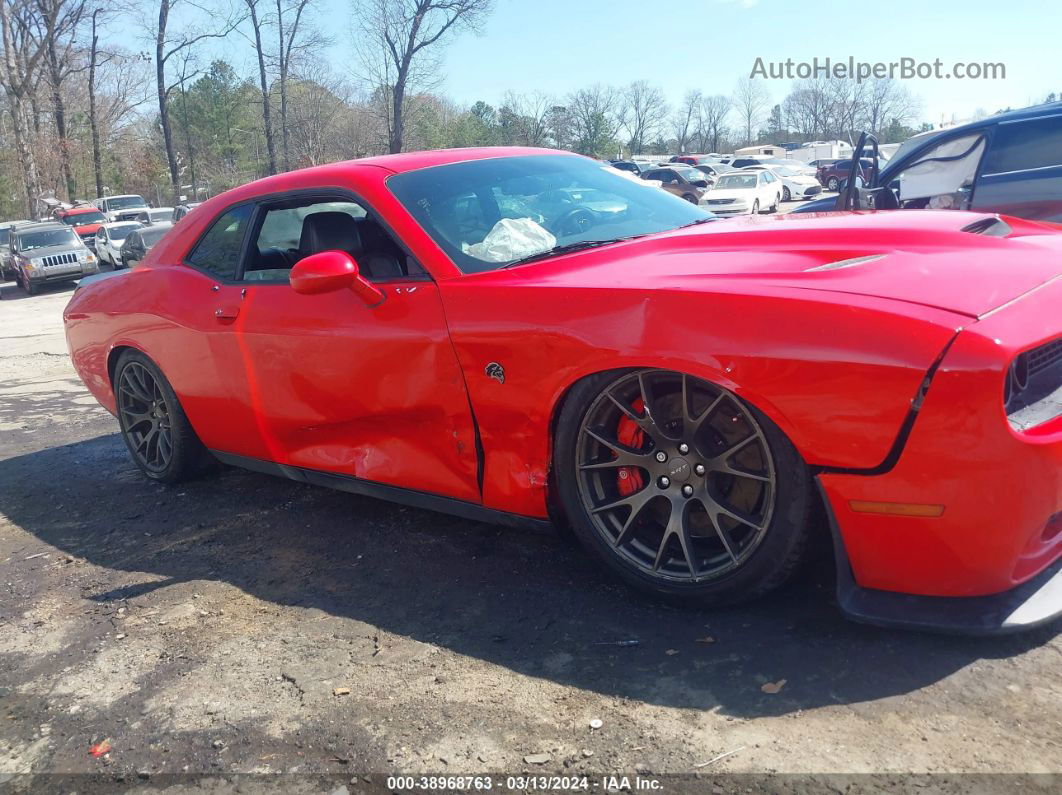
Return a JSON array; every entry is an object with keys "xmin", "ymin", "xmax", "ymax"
[
  {"xmin": 704, "ymin": 188, "xmax": 754, "ymax": 202},
  {"xmin": 511, "ymin": 211, "xmax": 1062, "ymax": 319},
  {"xmin": 24, "ymin": 243, "xmax": 87, "ymax": 258}
]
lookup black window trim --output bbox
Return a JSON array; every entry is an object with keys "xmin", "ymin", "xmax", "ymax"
[{"xmin": 181, "ymin": 187, "xmax": 432, "ymax": 286}]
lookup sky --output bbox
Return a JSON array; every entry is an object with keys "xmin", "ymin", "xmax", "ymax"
[{"xmin": 314, "ymin": 0, "xmax": 1058, "ymax": 127}]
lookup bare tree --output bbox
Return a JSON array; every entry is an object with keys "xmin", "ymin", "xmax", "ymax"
[
  {"xmin": 566, "ymin": 83, "xmax": 624, "ymax": 157},
  {"xmin": 86, "ymin": 6, "xmax": 104, "ymax": 196},
  {"xmin": 862, "ymin": 78, "xmax": 919, "ymax": 138},
  {"xmin": 354, "ymin": 0, "xmax": 493, "ymax": 154},
  {"xmin": 696, "ymin": 94, "xmax": 729, "ymax": 153},
  {"xmin": 151, "ymin": 0, "xmax": 242, "ymax": 204},
  {"xmin": 621, "ymin": 79, "xmax": 667, "ymax": 155},
  {"xmin": 243, "ymin": 0, "xmax": 277, "ymax": 174},
  {"xmin": 274, "ymin": 0, "xmax": 325, "ymax": 169},
  {"xmin": 501, "ymin": 89, "xmax": 551, "ymax": 146},
  {"xmin": 36, "ymin": 0, "xmax": 86, "ymax": 200},
  {"xmin": 0, "ymin": 0, "xmax": 56, "ymax": 215},
  {"xmin": 731, "ymin": 76, "xmax": 768, "ymax": 146},
  {"xmin": 671, "ymin": 89, "xmax": 700, "ymax": 154}
]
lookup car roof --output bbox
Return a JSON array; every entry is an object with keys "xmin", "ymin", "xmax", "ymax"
[
  {"xmin": 62, "ymin": 206, "xmax": 104, "ymax": 214},
  {"xmin": 16, "ymin": 222, "xmax": 68, "ymax": 232},
  {"xmin": 334, "ymin": 146, "xmax": 572, "ymax": 175}
]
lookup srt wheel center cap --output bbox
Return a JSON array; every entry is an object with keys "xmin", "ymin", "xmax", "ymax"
[{"xmin": 667, "ymin": 458, "xmax": 691, "ymax": 482}]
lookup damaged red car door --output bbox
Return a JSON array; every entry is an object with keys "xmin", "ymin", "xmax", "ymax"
[
  {"xmin": 234, "ymin": 278, "xmax": 481, "ymax": 501},
  {"xmin": 222, "ymin": 192, "xmax": 481, "ymax": 502}
]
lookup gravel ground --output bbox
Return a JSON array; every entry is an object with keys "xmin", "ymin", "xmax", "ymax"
[{"xmin": 0, "ymin": 268, "xmax": 1060, "ymax": 794}]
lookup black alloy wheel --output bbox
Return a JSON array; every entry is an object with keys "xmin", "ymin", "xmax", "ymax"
[
  {"xmin": 115, "ymin": 351, "xmax": 211, "ymax": 482},
  {"xmin": 555, "ymin": 369, "xmax": 811, "ymax": 604},
  {"xmin": 117, "ymin": 360, "xmax": 174, "ymax": 474}
]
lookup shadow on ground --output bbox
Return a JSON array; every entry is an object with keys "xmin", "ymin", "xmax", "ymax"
[{"xmin": 1, "ymin": 434, "xmax": 1056, "ymax": 720}]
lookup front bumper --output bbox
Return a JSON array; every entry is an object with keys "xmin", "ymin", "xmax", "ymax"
[
  {"xmin": 791, "ymin": 184, "xmax": 823, "ymax": 198},
  {"xmin": 702, "ymin": 202, "xmax": 750, "ymax": 215},
  {"xmin": 820, "ymin": 276, "xmax": 1061, "ymax": 632},
  {"xmin": 26, "ymin": 263, "xmax": 99, "ymax": 284}
]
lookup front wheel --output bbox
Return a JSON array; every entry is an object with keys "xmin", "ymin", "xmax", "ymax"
[
  {"xmin": 750, "ymin": 200, "xmax": 759, "ymax": 215},
  {"xmin": 782, "ymin": 186, "xmax": 791, "ymax": 202},
  {"xmin": 114, "ymin": 351, "xmax": 212, "ymax": 483},
  {"xmin": 554, "ymin": 369, "xmax": 812, "ymax": 604},
  {"xmin": 827, "ymin": 177, "xmax": 839, "ymax": 192}
]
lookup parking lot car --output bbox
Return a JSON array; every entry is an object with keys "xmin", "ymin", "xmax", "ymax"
[
  {"xmin": 640, "ymin": 165, "xmax": 710, "ymax": 202},
  {"xmin": 64, "ymin": 148, "xmax": 1062, "ymax": 634},
  {"xmin": 0, "ymin": 220, "xmax": 32, "ymax": 280},
  {"xmin": 742, "ymin": 164, "xmax": 823, "ymax": 201},
  {"xmin": 817, "ymin": 159, "xmax": 876, "ymax": 191},
  {"xmin": 12, "ymin": 222, "xmax": 98, "ymax": 294},
  {"xmin": 95, "ymin": 221, "xmax": 144, "ymax": 268},
  {"xmin": 700, "ymin": 170, "xmax": 781, "ymax": 214},
  {"xmin": 172, "ymin": 202, "xmax": 202, "ymax": 223},
  {"xmin": 118, "ymin": 222, "xmax": 173, "ymax": 268},
  {"xmin": 132, "ymin": 207, "xmax": 176, "ymax": 225},
  {"xmin": 795, "ymin": 103, "xmax": 1062, "ymax": 222},
  {"xmin": 693, "ymin": 162, "xmax": 734, "ymax": 181},
  {"xmin": 95, "ymin": 193, "xmax": 150, "ymax": 222},
  {"xmin": 55, "ymin": 205, "xmax": 108, "ymax": 251},
  {"xmin": 670, "ymin": 154, "xmax": 720, "ymax": 166}
]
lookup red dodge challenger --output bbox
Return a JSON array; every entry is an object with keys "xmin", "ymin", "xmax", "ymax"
[{"xmin": 63, "ymin": 148, "xmax": 1062, "ymax": 634}]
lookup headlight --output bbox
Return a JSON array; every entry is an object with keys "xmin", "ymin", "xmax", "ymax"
[{"xmin": 82, "ymin": 252, "xmax": 96, "ymax": 262}]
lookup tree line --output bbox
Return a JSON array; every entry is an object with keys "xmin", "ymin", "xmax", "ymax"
[{"xmin": 0, "ymin": 0, "xmax": 933, "ymax": 220}]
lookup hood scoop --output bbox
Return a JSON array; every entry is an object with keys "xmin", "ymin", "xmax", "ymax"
[{"xmin": 805, "ymin": 254, "xmax": 886, "ymax": 272}]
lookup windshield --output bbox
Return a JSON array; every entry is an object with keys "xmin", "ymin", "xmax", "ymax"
[
  {"xmin": 387, "ymin": 154, "xmax": 711, "ymax": 273},
  {"xmin": 108, "ymin": 223, "xmax": 141, "ymax": 239},
  {"xmin": 149, "ymin": 209, "xmax": 172, "ymax": 221},
  {"xmin": 107, "ymin": 195, "xmax": 147, "ymax": 210},
  {"xmin": 715, "ymin": 174, "xmax": 759, "ymax": 189},
  {"xmin": 17, "ymin": 228, "xmax": 80, "ymax": 251},
  {"xmin": 61, "ymin": 210, "xmax": 107, "ymax": 225}
]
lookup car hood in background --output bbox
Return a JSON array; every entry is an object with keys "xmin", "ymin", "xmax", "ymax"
[
  {"xmin": 505, "ymin": 211, "xmax": 1062, "ymax": 319},
  {"xmin": 703, "ymin": 188, "xmax": 756, "ymax": 202}
]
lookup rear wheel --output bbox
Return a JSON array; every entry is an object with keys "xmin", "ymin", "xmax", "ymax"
[
  {"xmin": 554, "ymin": 369, "xmax": 812, "ymax": 604},
  {"xmin": 827, "ymin": 176, "xmax": 839, "ymax": 192},
  {"xmin": 782, "ymin": 186, "xmax": 791, "ymax": 202},
  {"xmin": 114, "ymin": 351, "xmax": 211, "ymax": 483},
  {"xmin": 682, "ymin": 194, "xmax": 697, "ymax": 204}
]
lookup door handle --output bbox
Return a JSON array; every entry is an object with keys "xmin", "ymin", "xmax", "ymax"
[{"xmin": 214, "ymin": 305, "xmax": 240, "ymax": 321}]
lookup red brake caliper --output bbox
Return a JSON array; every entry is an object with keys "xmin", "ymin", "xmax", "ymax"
[{"xmin": 616, "ymin": 398, "xmax": 646, "ymax": 496}]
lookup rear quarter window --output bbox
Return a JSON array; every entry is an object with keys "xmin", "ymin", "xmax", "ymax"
[{"xmin": 185, "ymin": 205, "xmax": 254, "ymax": 280}]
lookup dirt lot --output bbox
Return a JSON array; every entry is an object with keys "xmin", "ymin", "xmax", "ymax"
[{"xmin": 1, "ymin": 279, "xmax": 1060, "ymax": 793}]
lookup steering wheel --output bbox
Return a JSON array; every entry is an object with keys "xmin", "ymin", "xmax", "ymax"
[{"xmin": 551, "ymin": 207, "xmax": 596, "ymax": 237}]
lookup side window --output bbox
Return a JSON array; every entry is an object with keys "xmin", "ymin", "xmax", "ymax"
[
  {"xmin": 185, "ymin": 204, "xmax": 254, "ymax": 280},
  {"xmin": 243, "ymin": 197, "xmax": 417, "ymax": 283},
  {"xmin": 981, "ymin": 117, "xmax": 1062, "ymax": 175},
  {"xmin": 763, "ymin": 172, "xmax": 775, "ymax": 183}
]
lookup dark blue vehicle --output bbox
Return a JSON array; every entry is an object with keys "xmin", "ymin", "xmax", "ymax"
[{"xmin": 792, "ymin": 102, "xmax": 1062, "ymax": 222}]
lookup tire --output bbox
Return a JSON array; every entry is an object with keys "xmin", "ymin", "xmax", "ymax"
[
  {"xmin": 682, "ymin": 194, "xmax": 697, "ymax": 204},
  {"xmin": 769, "ymin": 194, "xmax": 779, "ymax": 213},
  {"xmin": 827, "ymin": 177, "xmax": 839, "ymax": 192},
  {"xmin": 554, "ymin": 369, "xmax": 812, "ymax": 605},
  {"xmin": 23, "ymin": 273, "xmax": 38, "ymax": 296},
  {"xmin": 113, "ymin": 350, "xmax": 212, "ymax": 483},
  {"xmin": 782, "ymin": 186, "xmax": 791, "ymax": 202},
  {"xmin": 751, "ymin": 200, "xmax": 759, "ymax": 215}
]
